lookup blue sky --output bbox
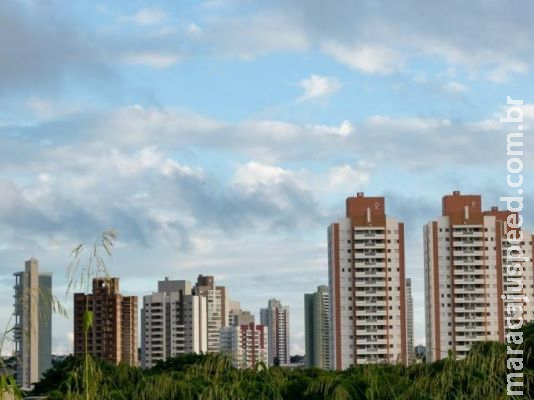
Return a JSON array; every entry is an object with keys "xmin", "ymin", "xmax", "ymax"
[{"xmin": 1, "ymin": 0, "xmax": 534, "ymax": 355}]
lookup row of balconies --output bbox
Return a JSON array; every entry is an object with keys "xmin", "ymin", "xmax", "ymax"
[
  {"xmin": 353, "ymin": 240, "xmax": 386, "ymax": 247},
  {"xmin": 453, "ymin": 267, "xmax": 485, "ymax": 275},
  {"xmin": 353, "ymin": 232, "xmax": 386, "ymax": 240},
  {"xmin": 452, "ymin": 229, "xmax": 483, "ymax": 236},
  {"xmin": 454, "ymin": 278, "xmax": 485, "ymax": 285},
  {"xmin": 455, "ymin": 286, "xmax": 485, "ymax": 294},
  {"xmin": 453, "ymin": 250, "xmax": 484, "ymax": 257},
  {"xmin": 354, "ymin": 271, "xmax": 387, "ymax": 278},
  {"xmin": 455, "ymin": 324, "xmax": 486, "ymax": 332},
  {"xmin": 355, "ymin": 328, "xmax": 388, "ymax": 335}
]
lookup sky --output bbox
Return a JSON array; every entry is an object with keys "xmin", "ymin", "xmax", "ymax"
[{"xmin": 1, "ymin": 0, "xmax": 534, "ymax": 356}]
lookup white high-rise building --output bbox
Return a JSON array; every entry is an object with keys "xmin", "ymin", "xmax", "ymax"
[
  {"xmin": 424, "ymin": 191, "xmax": 534, "ymax": 362},
  {"xmin": 13, "ymin": 258, "xmax": 52, "ymax": 389},
  {"xmin": 328, "ymin": 193, "xmax": 409, "ymax": 369},
  {"xmin": 220, "ymin": 323, "xmax": 268, "ymax": 369},
  {"xmin": 260, "ymin": 299, "xmax": 290, "ymax": 366},
  {"xmin": 195, "ymin": 275, "xmax": 229, "ymax": 353},
  {"xmin": 141, "ymin": 278, "xmax": 207, "ymax": 368}
]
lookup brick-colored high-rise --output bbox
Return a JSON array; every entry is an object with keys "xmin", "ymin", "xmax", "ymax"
[
  {"xmin": 74, "ymin": 277, "xmax": 138, "ymax": 365},
  {"xmin": 424, "ymin": 191, "xmax": 534, "ymax": 362},
  {"xmin": 328, "ymin": 193, "xmax": 408, "ymax": 369}
]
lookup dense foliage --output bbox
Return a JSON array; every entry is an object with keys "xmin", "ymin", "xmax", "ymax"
[{"xmin": 29, "ymin": 330, "xmax": 534, "ymax": 400}]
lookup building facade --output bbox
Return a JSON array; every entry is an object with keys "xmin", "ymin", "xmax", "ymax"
[
  {"xmin": 195, "ymin": 275, "xmax": 229, "ymax": 353},
  {"xmin": 328, "ymin": 193, "xmax": 408, "ymax": 369},
  {"xmin": 220, "ymin": 323, "xmax": 268, "ymax": 369},
  {"xmin": 74, "ymin": 277, "xmax": 138, "ymax": 365},
  {"xmin": 141, "ymin": 278, "xmax": 207, "ymax": 368},
  {"xmin": 304, "ymin": 285, "xmax": 331, "ymax": 369},
  {"xmin": 424, "ymin": 191, "xmax": 534, "ymax": 361},
  {"xmin": 405, "ymin": 278, "xmax": 414, "ymax": 364},
  {"xmin": 13, "ymin": 258, "xmax": 52, "ymax": 389},
  {"xmin": 260, "ymin": 299, "xmax": 290, "ymax": 366},
  {"xmin": 228, "ymin": 300, "xmax": 255, "ymax": 327}
]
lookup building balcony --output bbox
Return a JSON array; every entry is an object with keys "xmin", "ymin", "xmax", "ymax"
[
  {"xmin": 452, "ymin": 230, "xmax": 483, "ymax": 237},
  {"xmin": 454, "ymin": 287, "xmax": 485, "ymax": 294},
  {"xmin": 453, "ymin": 240, "xmax": 484, "ymax": 246},
  {"xmin": 356, "ymin": 328, "xmax": 388, "ymax": 335},
  {"xmin": 354, "ymin": 281, "xmax": 385, "ymax": 288},
  {"xmin": 453, "ymin": 250, "xmax": 484, "ymax": 257},
  {"xmin": 455, "ymin": 305, "xmax": 485, "ymax": 313},
  {"xmin": 354, "ymin": 271, "xmax": 386, "ymax": 278},
  {"xmin": 454, "ymin": 324, "xmax": 485, "ymax": 332},
  {"xmin": 454, "ymin": 278, "xmax": 485, "ymax": 285},
  {"xmin": 455, "ymin": 315, "xmax": 486, "ymax": 323},
  {"xmin": 354, "ymin": 232, "xmax": 385, "ymax": 240},
  {"xmin": 453, "ymin": 267, "xmax": 484, "ymax": 275},
  {"xmin": 453, "ymin": 259, "xmax": 484, "ymax": 266}
]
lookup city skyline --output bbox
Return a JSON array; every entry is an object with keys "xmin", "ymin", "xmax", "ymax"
[
  {"xmin": 1, "ymin": 190, "xmax": 533, "ymax": 359},
  {"xmin": 1, "ymin": 0, "xmax": 534, "ymax": 361}
]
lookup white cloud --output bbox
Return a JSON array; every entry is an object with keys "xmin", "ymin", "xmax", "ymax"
[
  {"xmin": 206, "ymin": 14, "xmax": 309, "ymax": 59},
  {"xmin": 412, "ymin": 73, "xmax": 427, "ymax": 84},
  {"xmin": 120, "ymin": 7, "xmax": 168, "ymax": 26},
  {"xmin": 109, "ymin": 147, "xmax": 203, "ymax": 178},
  {"xmin": 367, "ymin": 115, "xmax": 451, "ymax": 131},
  {"xmin": 187, "ymin": 22, "xmax": 202, "ymax": 36},
  {"xmin": 327, "ymin": 164, "xmax": 370, "ymax": 189},
  {"xmin": 233, "ymin": 162, "xmax": 292, "ymax": 191},
  {"xmin": 121, "ymin": 52, "xmax": 183, "ymax": 68},
  {"xmin": 297, "ymin": 74, "xmax": 341, "ymax": 102},
  {"xmin": 321, "ymin": 42, "xmax": 403, "ymax": 74},
  {"xmin": 309, "ymin": 120, "xmax": 354, "ymax": 137},
  {"xmin": 27, "ymin": 97, "xmax": 81, "ymax": 120},
  {"xmin": 443, "ymin": 81, "xmax": 467, "ymax": 93},
  {"xmin": 487, "ymin": 61, "xmax": 528, "ymax": 83}
]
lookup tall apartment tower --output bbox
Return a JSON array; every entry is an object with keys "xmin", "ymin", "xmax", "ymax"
[
  {"xmin": 194, "ymin": 275, "xmax": 229, "ymax": 353},
  {"xmin": 405, "ymin": 278, "xmax": 414, "ymax": 364},
  {"xmin": 304, "ymin": 285, "xmax": 331, "ymax": 369},
  {"xmin": 260, "ymin": 299, "xmax": 290, "ymax": 366},
  {"xmin": 424, "ymin": 191, "xmax": 534, "ymax": 362},
  {"xmin": 74, "ymin": 277, "xmax": 138, "ymax": 365},
  {"xmin": 141, "ymin": 278, "xmax": 208, "ymax": 368},
  {"xmin": 328, "ymin": 193, "xmax": 408, "ymax": 369},
  {"xmin": 13, "ymin": 258, "xmax": 52, "ymax": 389},
  {"xmin": 220, "ymin": 323, "xmax": 268, "ymax": 369}
]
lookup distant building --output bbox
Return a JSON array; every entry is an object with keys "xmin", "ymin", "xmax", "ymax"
[
  {"xmin": 424, "ymin": 191, "xmax": 534, "ymax": 361},
  {"xmin": 74, "ymin": 277, "xmax": 138, "ymax": 366},
  {"xmin": 228, "ymin": 300, "xmax": 255, "ymax": 327},
  {"xmin": 304, "ymin": 285, "xmax": 331, "ymax": 369},
  {"xmin": 260, "ymin": 299, "xmax": 290, "ymax": 366},
  {"xmin": 13, "ymin": 258, "xmax": 52, "ymax": 389},
  {"xmin": 415, "ymin": 345, "xmax": 426, "ymax": 363},
  {"xmin": 220, "ymin": 323, "xmax": 268, "ymax": 369},
  {"xmin": 328, "ymin": 193, "xmax": 409, "ymax": 369},
  {"xmin": 195, "ymin": 275, "xmax": 229, "ymax": 353},
  {"xmin": 141, "ymin": 278, "xmax": 207, "ymax": 368},
  {"xmin": 406, "ymin": 278, "xmax": 414, "ymax": 364}
]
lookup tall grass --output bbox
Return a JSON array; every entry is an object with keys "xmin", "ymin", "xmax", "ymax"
[{"xmin": 33, "ymin": 337, "xmax": 534, "ymax": 400}]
